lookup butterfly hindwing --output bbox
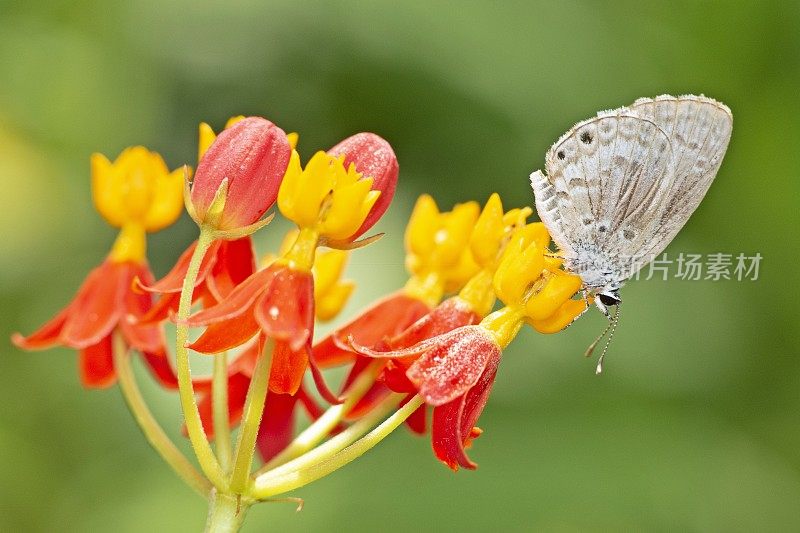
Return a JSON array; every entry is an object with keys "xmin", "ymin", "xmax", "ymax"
[{"xmin": 629, "ymin": 95, "xmax": 733, "ymax": 261}]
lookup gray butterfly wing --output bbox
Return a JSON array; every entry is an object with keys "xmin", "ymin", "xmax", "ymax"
[
  {"xmin": 531, "ymin": 112, "xmax": 674, "ymax": 283},
  {"xmin": 628, "ymin": 95, "xmax": 733, "ymax": 260}
]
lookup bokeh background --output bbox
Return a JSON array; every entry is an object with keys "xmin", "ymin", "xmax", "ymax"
[{"xmin": 2, "ymin": 1, "xmax": 799, "ymax": 531}]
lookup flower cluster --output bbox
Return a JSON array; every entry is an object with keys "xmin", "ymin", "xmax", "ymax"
[{"xmin": 12, "ymin": 112, "xmax": 588, "ymax": 530}]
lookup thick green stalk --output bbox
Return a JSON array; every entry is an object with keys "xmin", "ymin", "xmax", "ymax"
[{"xmin": 204, "ymin": 489, "xmax": 250, "ymax": 533}]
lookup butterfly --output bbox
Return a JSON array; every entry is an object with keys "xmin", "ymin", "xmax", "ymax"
[{"xmin": 530, "ymin": 95, "xmax": 733, "ymax": 372}]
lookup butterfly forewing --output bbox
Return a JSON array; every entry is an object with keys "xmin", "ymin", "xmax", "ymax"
[{"xmin": 534, "ymin": 113, "xmax": 674, "ymax": 283}]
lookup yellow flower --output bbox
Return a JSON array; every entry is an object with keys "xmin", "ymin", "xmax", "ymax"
[
  {"xmin": 278, "ymin": 151, "xmax": 381, "ymax": 242},
  {"xmin": 491, "ymin": 222, "xmax": 587, "ymax": 338},
  {"xmin": 456, "ymin": 194, "xmax": 533, "ymax": 317},
  {"xmin": 403, "ymin": 195, "xmax": 481, "ymax": 305},
  {"xmin": 91, "ymin": 147, "xmax": 184, "ymax": 262},
  {"xmin": 313, "ymin": 249, "xmax": 355, "ymax": 321}
]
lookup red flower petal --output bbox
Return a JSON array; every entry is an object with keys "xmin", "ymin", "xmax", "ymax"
[
  {"xmin": 256, "ymin": 391, "xmax": 300, "ymax": 463},
  {"xmin": 406, "ymin": 326, "xmax": 499, "ymax": 406},
  {"xmin": 313, "ymin": 292, "xmax": 430, "ymax": 368},
  {"xmin": 349, "ymin": 332, "xmax": 443, "ymax": 360},
  {"xmin": 197, "ymin": 372, "xmax": 252, "ymax": 437},
  {"xmin": 141, "ymin": 348, "xmax": 179, "ymax": 389},
  {"xmin": 121, "ymin": 263, "xmax": 165, "ymax": 353},
  {"xmin": 380, "ymin": 358, "xmax": 417, "ymax": 393},
  {"xmin": 187, "ymin": 303, "xmax": 261, "ymax": 354},
  {"xmin": 431, "ymin": 349, "xmax": 500, "ymax": 471},
  {"xmin": 12, "ymin": 305, "xmax": 71, "ymax": 350},
  {"xmin": 308, "ymin": 351, "xmax": 343, "ymax": 405},
  {"xmin": 137, "ymin": 240, "xmax": 220, "ymax": 294},
  {"xmin": 268, "ymin": 341, "xmax": 308, "ymax": 396},
  {"xmin": 185, "ymin": 267, "xmax": 274, "ymax": 326},
  {"xmin": 342, "ymin": 356, "xmax": 391, "ymax": 419},
  {"xmin": 61, "ymin": 261, "xmax": 127, "ymax": 349},
  {"xmin": 387, "ymin": 297, "xmax": 480, "ymax": 350},
  {"xmin": 136, "ymin": 292, "xmax": 181, "ymax": 325},
  {"xmin": 254, "ymin": 266, "xmax": 313, "ymax": 352},
  {"xmin": 402, "ymin": 393, "xmax": 427, "ymax": 435},
  {"xmin": 206, "ymin": 237, "xmax": 257, "ymax": 301},
  {"xmin": 79, "ymin": 335, "xmax": 116, "ymax": 388}
]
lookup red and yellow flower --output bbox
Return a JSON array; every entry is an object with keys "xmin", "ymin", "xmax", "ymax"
[
  {"xmin": 346, "ymin": 194, "xmax": 530, "ymax": 429},
  {"xmin": 313, "ymin": 194, "xmax": 482, "ymax": 370},
  {"xmin": 353, "ymin": 221, "xmax": 587, "ymax": 470},
  {"xmin": 185, "ymin": 133, "xmax": 399, "ymax": 400},
  {"xmin": 12, "ymin": 147, "xmax": 184, "ymax": 388}
]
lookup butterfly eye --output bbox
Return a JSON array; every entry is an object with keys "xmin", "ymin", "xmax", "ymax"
[{"xmin": 598, "ymin": 293, "xmax": 620, "ymax": 307}]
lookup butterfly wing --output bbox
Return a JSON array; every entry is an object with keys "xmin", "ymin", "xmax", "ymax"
[
  {"xmin": 531, "ymin": 111, "xmax": 674, "ymax": 282},
  {"xmin": 627, "ymin": 95, "xmax": 733, "ymax": 260}
]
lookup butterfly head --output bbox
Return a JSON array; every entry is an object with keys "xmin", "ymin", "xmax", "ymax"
[{"xmin": 594, "ymin": 289, "xmax": 621, "ymax": 317}]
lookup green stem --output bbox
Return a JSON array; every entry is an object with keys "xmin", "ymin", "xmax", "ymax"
[
  {"xmin": 252, "ymin": 394, "xmax": 423, "ymax": 499},
  {"xmin": 256, "ymin": 359, "xmax": 383, "ymax": 474},
  {"xmin": 204, "ymin": 489, "xmax": 250, "ymax": 533},
  {"xmin": 213, "ymin": 351, "xmax": 232, "ymax": 473},
  {"xmin": 254, "ymin": 392, "xmax": 401, "ymax": 490},
  {"xmin": 113, "ymin": 334, "xmax": 211, "ymax": 497},
  {"xmin": 229, "ymin": 339, "xmax": 274, "ymax": 493},
  {"xmin": 175, "ymin": 228, "xmax": 227, "ymax": 489}
]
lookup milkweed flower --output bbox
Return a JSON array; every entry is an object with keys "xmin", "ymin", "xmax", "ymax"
[
  {"xmin": 313, "ymin": 195, "xmax": 481, "ymax": 370},
  {"xmin": 135, "ymin": 118, "xmax": 264, "ymax": 325},
  {"xmin": 347, "ymin": 194, "xmax": 531, "ymax": 429},
  {"xmin": 353, "ymin": 222, "xmax": 587, "ymax": 470},
  {"xmin": 187, "ymin": 116, "xmax": 292, "ymax": 233},
  {"xmin": 12, "ymin": 147, "xmax": 184, "ymax": 388},
  {"xmin": 191, "ymin": 228, "xmax": 352, "ymax": 464},
  {"xmin": 185, "ymin": 133, "xmax": 399, "ymax": 399}
]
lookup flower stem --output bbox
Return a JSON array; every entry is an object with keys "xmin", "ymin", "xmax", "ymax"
[
  {"xmin": 253, "ymin": 392, "xmax": 401, "ymax": 492},
  {"xmin": 229, "ymin": 338, "xmax": 274, "ymax": 493},
  {"xmin": 112, "ymin": 334, "xmax": 211, "ymax": 497},
  {"xmin": 256, "ymin": 359, "xmax": 383, "ymax": 473},
  {"xmin": 213, "ymin": 351, "xmax": 232, "ymax": 473},
  {"xmin": 252, "ymin": 394, "xmax": 423, "ymax": 499},
  {"xmin": 204, "ymin": 489, "xmax": 250, "ymax": 533},
  {"xmin": 175, "ymin": 228, "xmax": 227, "ymax": 490}
]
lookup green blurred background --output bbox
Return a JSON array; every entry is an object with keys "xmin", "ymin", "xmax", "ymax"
[{"xmin": 2, "ymin": 1, "xmax": 799, "ymax": 531}]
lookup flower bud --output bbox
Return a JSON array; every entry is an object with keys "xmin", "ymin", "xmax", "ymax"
[
  {"xmin": 327, "ymin": 132, "xmax": 398, "ymax": 240},
  {"xmin": 190, "ymin": 117, "xmax": 291, "ymax": 231}
]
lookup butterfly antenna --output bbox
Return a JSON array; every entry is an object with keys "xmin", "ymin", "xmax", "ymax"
[
  {"xmin": 595, "ymin": 303, "xmax": 621, "ymax": 375},
  {"xmin": 584, "ymin": 316, "xmax": 614, "ymax": 357}
]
